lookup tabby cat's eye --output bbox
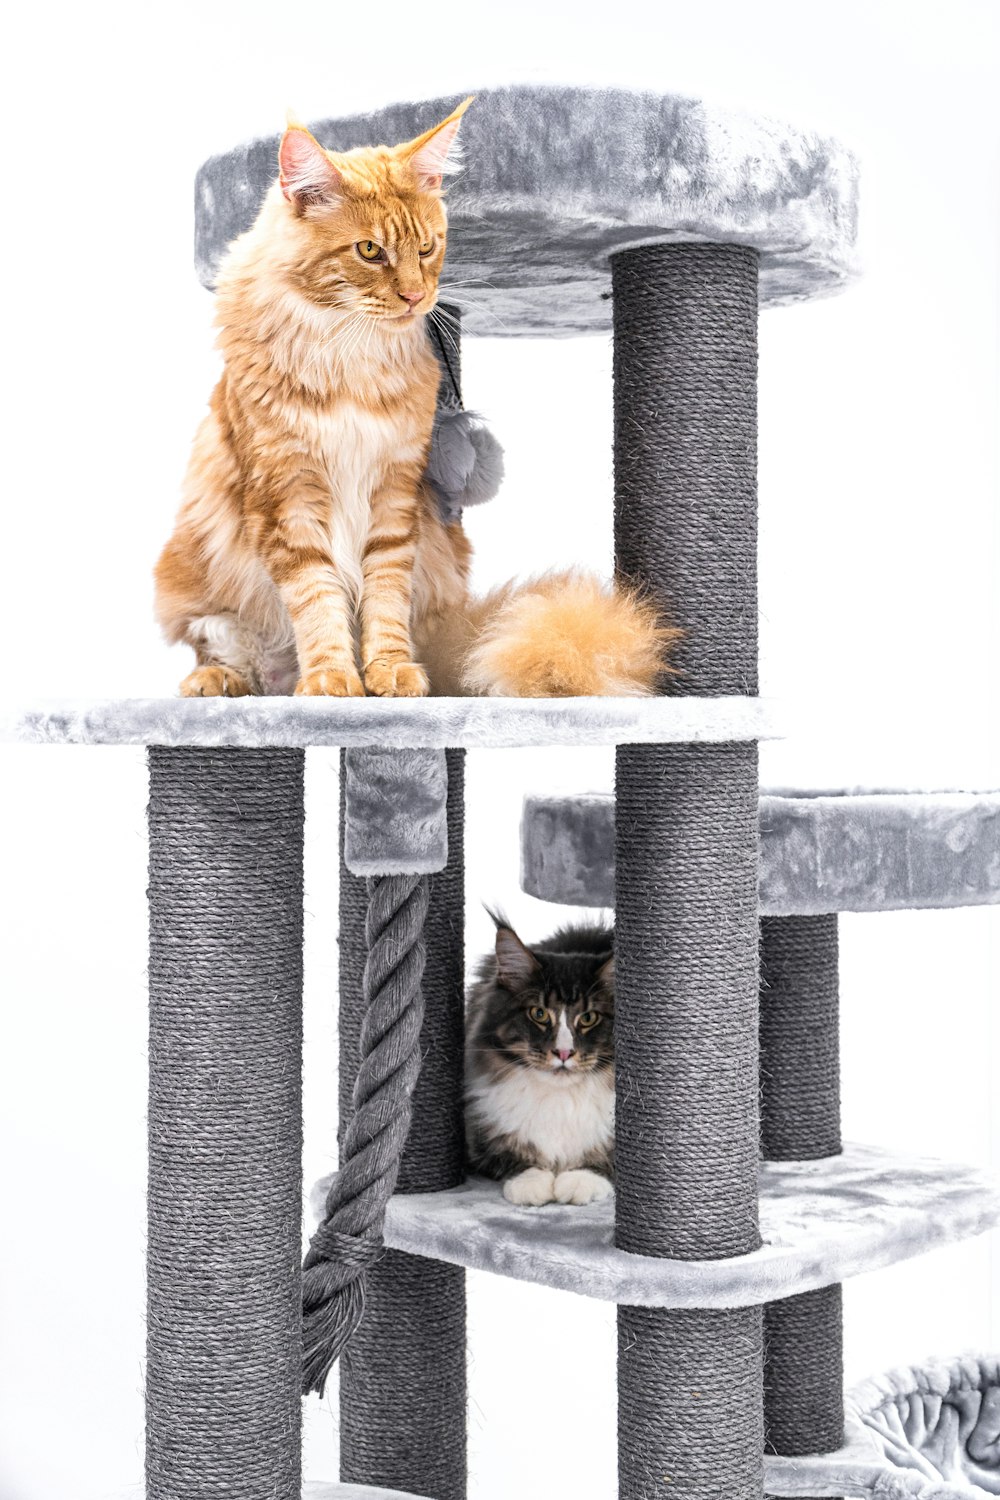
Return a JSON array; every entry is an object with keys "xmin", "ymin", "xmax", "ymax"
[
  {"xmin": 357, "ymin": 240, "xmax": 385, "ymax": 262},
  {"xmin": 528, "ymin": 1004, "xmax": 550, "ymax": 1027},
  {"xmin": 418, "ymin": 238, "xmax": 436, "ymax": 258},
  {"xmin": 578, "ymin": 1010, "xmax": 601, "ymax": 1031}
]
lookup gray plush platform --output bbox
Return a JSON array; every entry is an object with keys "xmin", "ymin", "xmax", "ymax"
[
  {"xmin": 1, "ymin": 695, "xmax": 779, "ymax": 750},
  {"xmin": 766, "ymin": 1355, "xmax": 1000, "ymax": 1498},
  {"xmin": 195, "ymin": 84, "xmax": 860, "ymax": 330},
  {"xmin": 308, "ymin": 1144, "xmax": 1000, "ymax": 1311},
  {"xmin": 521, "ymin": 789, "xmax": 1000, "ymax": 914}
]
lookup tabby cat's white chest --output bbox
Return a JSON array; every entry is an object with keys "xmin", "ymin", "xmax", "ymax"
[{"xmin": 467, "ymin": 1068, "xmax": 615, "ymax": 1173}]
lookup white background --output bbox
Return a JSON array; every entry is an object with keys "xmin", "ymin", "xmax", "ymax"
[{"xmin": 1, "ymin": 4, "xmax": 998, "ymax": 1498}]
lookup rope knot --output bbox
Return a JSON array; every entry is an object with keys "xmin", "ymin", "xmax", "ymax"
[{"xmin": 306, "ymin": 1225, "xmax": 384, "ymax": 1290}]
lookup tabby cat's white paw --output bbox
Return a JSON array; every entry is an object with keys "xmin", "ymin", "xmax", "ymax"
[
  {"xmin": 503, "ymin": 1167, "xmax": 557, "ymax": 1207},
  {"xmin": 553, "ymin": 1169, "xmax": 613, "ymax": 1206}
]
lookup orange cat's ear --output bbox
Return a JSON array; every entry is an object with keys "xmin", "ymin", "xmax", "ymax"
[
  {"xmin": 279, "ymin": 123, "xmax": 343, "ymax": 210},
  {"xmin": 401, "ymin": 95, "xmax": 474, "ymax": 192}
]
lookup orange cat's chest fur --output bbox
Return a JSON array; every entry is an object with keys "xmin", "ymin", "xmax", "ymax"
[{"xmin": 249, "ymin": 355, "xmax": 437, "ymax": 606}]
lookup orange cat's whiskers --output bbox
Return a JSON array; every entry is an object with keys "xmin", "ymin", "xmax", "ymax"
[
  {"xmin": 335, "ymin": 314, "xmax": 371, "ymax": 370},
  {"xmin": 438, "ymin": 290, "xmax": 509, "ymax": 335},
  {"xmin": 428, "ymin": 309, "xmax": 460, "ymax": 361},
  {"xmin": 439, "ymin": 277, "xmax": 499, "ymax": 292}
]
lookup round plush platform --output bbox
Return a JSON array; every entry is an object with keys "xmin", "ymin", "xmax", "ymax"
[
  {"xmin": 766, "ymin": 1356, "xmax": 1000, "ymax": 1498},
  {"xmin": 0, "ymin": 694, "xmax": 778, "ymax": 749},
  {"xmin": 194, "ymin": 85, "xmax": 860, "ymax": 331},
  {"xmin": 520, "ymin": 788, "xmax": 1000, "ymax": 915}
]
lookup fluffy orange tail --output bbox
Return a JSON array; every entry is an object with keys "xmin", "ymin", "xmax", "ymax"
[{"xmin": 458, "ymin": 568, "xmax": 680, "ymax": 697}]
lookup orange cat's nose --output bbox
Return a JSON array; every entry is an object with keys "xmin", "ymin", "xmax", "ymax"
[{"xmin": 398, "ymin": 290, "xmax": 425, "ymax": 307}]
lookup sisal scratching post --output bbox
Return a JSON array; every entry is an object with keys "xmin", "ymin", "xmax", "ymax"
[
  {"xmin": 761, "ymin": 915, "xmax": 845, "ymax": 1470},
  {"xmin": 338, "ymin": 751, "xmax": 467, "ymax": 1500},
  {"xmin": 337, "ymin": 307, "xmax": 467, "ymax": 1500},
  {"xmin": 612, "ymin": 244, "xmax": 764, "ymax": 1500},
  {"xmin": 760, "ymin": 915, "xmax": 841, "ymax": 1161},
  {"xmin": 146, "ymin": 747, "xmax": 305, "ymax": 1500}
]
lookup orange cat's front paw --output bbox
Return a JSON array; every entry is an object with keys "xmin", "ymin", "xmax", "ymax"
[
  {"xmin": 363, "ymin": 659, "xmax": 430, "ymax": 698},
  {"xmin": 180, "ymin": 665, "xmax": 252, "ymax": 697},
  {"xmin": 294, "ymin": 666, "xmax": 365, "ymax": 697}
]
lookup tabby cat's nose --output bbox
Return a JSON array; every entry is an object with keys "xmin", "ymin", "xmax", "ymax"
[
  {"xmin": 556, "ymin": 1048, "xmax": 575, "ymax": 1063},
  {"xmin": 399, "ymin": 290, "xmax": 425, "ymax": 306}
]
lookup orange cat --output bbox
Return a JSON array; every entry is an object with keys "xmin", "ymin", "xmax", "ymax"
[{"xmin": 155, "ymin": 99, "xmax": 676, "ymax": 698}]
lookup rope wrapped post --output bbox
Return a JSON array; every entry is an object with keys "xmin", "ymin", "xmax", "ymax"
[
  {"xmin": 761, "ymin": 915, "xmax": 845, "ymax": 1471},
  {"xmin": 146, "ymin": 747, "xmax": 305, "ymax": 1500},
  {"xmin": 612, "ymin": 243, "xmax": 764, "ymax": 1500},
  {"xmin": 335, "ymin": 749, "xmax": 467, "ymax": 1500}
]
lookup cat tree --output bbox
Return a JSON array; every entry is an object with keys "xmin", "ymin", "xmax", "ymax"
[{"xmin": 5, "ymin": 86, "xmax": 1000, "ymax": 1500}]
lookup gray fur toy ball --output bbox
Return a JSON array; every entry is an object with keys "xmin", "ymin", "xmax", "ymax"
[{"xmin": 426, "ymin": 409, "xmax": 505, "ymax": 523}]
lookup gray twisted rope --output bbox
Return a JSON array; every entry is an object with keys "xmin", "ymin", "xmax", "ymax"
[{"xmin": 302, "ymin": 871, "xmax": 429, "ymax": 1395}]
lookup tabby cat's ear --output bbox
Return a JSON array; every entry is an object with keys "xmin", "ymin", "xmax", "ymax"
[
  {"xmin": 597, "ymin": 953, "xmax": 615, "ymax": 988},
  {"xmin": 495, "ymin": 926, "xmax": 540, "ymax": 992},
  {"xmin": 401, "ymin": 95, "xmax": 474, "ymax": 192},
  {"xmin": 279, "ymin": 122, "xmax": 344, "ymax": 209}
]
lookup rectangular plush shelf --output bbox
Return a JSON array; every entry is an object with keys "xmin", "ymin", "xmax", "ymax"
[
  {"xmin": 1, "ymin": 695, "xmax": 779, "ymax": 749},
  {"xmin": 374, "ymin": 1144, "xmax": 1000, "ymax": 1309}
]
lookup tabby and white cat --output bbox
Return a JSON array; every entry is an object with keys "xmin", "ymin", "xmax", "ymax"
[
  {"xmin": 465, "ymin": 918, "xmax": 615, "ymax": 1206},
  {"xmin": 155, "ymin": 99, "xmax": 674, "ymax": 698}
]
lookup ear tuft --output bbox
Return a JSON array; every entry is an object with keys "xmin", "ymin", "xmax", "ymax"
[
  {"xmin": 495, "ymin": 925, "xmax": 540, "ymax": 992},
  {"xmin": 403, "ymin": 94, "xmax": 474, "ymax": 192},
  {"xmin": 278, "ymin": 125, "xmax": 343, "ymax": 210}
]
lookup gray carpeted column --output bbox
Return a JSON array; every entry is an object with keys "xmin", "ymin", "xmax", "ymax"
[
  {"xmin": 337, "ymin": 306, "xmax": 467, "ymax": 1499},
  {"xmin": 760, "ymin": 915, "xmax": 845, "ymax": 1473},
  {"xmin": 612, "ymin": 243, "xmax": 764, "ymax": 1500},
  {"xmin": 146, "ymin": 747, "xmax": 305, "ymax": 1500}
]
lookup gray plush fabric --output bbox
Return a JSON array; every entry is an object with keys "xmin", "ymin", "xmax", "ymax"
[
  {"xmin": 521, "ymin": 789, "xmax": 1000, "ymax": 914},
  {"xmin": 194, "ymin": 85, "xmax": 860, "ymax": 330},
  {"xmin": 761, "ymin": 791, "xmax": 1000, "ymax": 914},
  {"xmin": 343, "ymin": 748, "xmax": 448, "ymax": 875},
  {"xmin": 308, "ymin": 1143, "xmax": 1000, "ymax": 1311},
  {"xmin": 766, "ymin": 1356, "xmax": 1000, "ymax": 1498},
  {"xmin": 1, "ymin": 694, "xmax": 779, "ymax": 749},
  {"xmin": 425, "ymin": 409, "xmax": 505, "ymax": 523}
]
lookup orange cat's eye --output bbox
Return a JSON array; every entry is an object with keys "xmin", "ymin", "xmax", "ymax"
[
  {"xmin": 357, "ymin": 240, "xmax": 385, "ymax": 262},
  {"xmin": 418, "ymin": 239, "xmax": 436, "ymax": 258},
  {"xmin": 577, "ymin": 1010, "xmax": 601, "ymax": 1031},
  {"xmin": 527, "ymin": 1005, "xmax": 550, "ymax": 1028}
]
